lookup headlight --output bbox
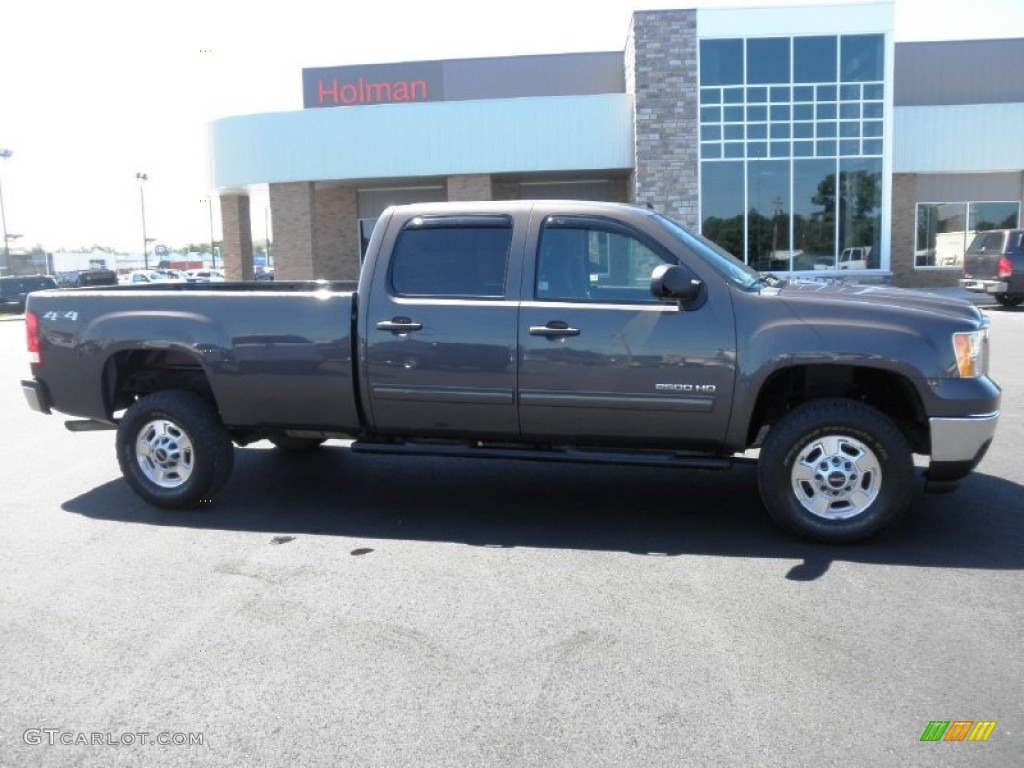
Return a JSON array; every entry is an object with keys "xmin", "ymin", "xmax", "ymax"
[{"xmin": 952, "ymin": 330, "xmax": 986, "ymax": 378}]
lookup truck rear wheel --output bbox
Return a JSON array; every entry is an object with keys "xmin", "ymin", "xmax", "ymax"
[
  {"xmin": 757, "ymin": 399, "xmax": 914, "ymax": 543},
  {"xmin": 994, "ymin": 293, "xmax": 1023, "ymax": 307},
  {"xmin": 116, "ymin": 390, "xmax": 234, "ymax": 509}
]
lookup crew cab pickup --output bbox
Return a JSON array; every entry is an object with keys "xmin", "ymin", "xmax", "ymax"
[
  {"xmin": 21, "ymin": 201, "xmax": 1000, "ymax": 543},
  {"xmin": 960, "ymin": 229, "xmax": 1024, "ymax": 307}
]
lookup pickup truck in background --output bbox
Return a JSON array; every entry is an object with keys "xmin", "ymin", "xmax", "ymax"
[
  {"xmin": 960, "ymin": 229, "xmax": 1024, "ymax": 307},
  {"xmin": 21, "ymin": 201, "xmax": 1000, "ymax": 543}
]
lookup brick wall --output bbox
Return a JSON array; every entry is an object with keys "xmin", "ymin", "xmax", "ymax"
[
  {"xmin": 314, "ymin": 185, "xmax": 359, "ymax": 280},
  {"xmin": 269, "ymin": 182, "xmax": 316, "ymax": 280},
  {"xmin": 626, "ymin": 10, "xmax": 700, "ymax": 227},
  {"xmin": 219, "ymin": 194, "xmax": 254, "ymax": 281},
  {"xmin": 447, "ymin": 174, "xmax": 493, "ymax": 201}
]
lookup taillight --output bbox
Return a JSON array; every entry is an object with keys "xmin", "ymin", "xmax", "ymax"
[
  {"xmin": 25, "ymin": 311, "xmax": 40, "ymax": 364},
  {"xmin": 997, "ymin": 256, "xmax": 1013, "ymax": 279}
]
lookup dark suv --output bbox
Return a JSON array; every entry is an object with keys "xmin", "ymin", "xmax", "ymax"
[
  {"xmin": 960, "ymin": 229, "xmax": 1024, "ymax": 307},
  {"xmin": 0, "ymin": 275, "xmax": 59, "ymax": 313}
]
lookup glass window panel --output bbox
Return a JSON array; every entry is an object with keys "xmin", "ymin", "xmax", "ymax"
[
  {"xmin": 816, "ymin": 103, "xmax": 837, "ymax": 120},
  {"xmin": 793, "ymin": 86, "xmax": 814, "ymax": 102},
  {"xmin": 840, "ymin": 84, "xmax": 861, "ymax": 101},
  {"xmin": 840, "ymin": 103, "xmax": 860, "ymax": 119},
  {"xmin": 770, "ymin": 105, "xmax": 790, "ymax": 120},
  {"xmin": 863, "ymin": 83, "xmax": 884, "ymax": 100},
  {"xmin": 747, "ymin": 86, "xmax": 768, "ymax": 103},
  {"xmin": 794, "ymin": 36, "xmax": 837, "ymax": 83},
  {"xmin": 794, "ymin": 104, "xmax": 814, "ymax": 120},
  {"xmin": 817, "ymin": 122, "xmax": 837, "ymax": 138},
  {"xmin": 838, "ymin": 157, "xmax": 882, "ymax": 267},
  {"xmin": 771, "ymin": 122, "xmax": 791, "ymax": 139},
  {"xmin": 863, "ymin": 102, "xmax": 883, "ymax": 119},
  {"xmin": 839, "ymin": 140, "xmax": 860, "ymax": 156},
  {"xmin": 701, "ymin": 125, "xmax": 722, "ymax": 141},
  {"xmin": 700, "ymin": 160, "xmax": 745, "ymax": 259},
  {"xmin": 747, "ymin": 123, "xmax": 768, "ymax": 140},
  {"xmin": 794, "ymin": 122, "xmax": 814, "ymax": 138},
  {"xmin": 747, "ymin": 37, "xmax": 790, "ymax": 84},
  {"xmin": 724, "ymin": 106, "xmax": 744, "ymax": 122},
  {"xmin": 840, "ymin": 121, "xmax": 860, "ymax": 137},
  {"xmin": 817, "ymin": 140, "xmax": 837, "ymax": 156},
  {"xmin": 770, "ymin": 141, "xmax": 789, "ymax": 158},
  {"xmin": 793, "ymin": 159, "xmax": 837, "ymax": 268},
  {"xmin": 863, "ymin": 139, "xmax": 883, "ymax": 155},
  {"xmin": 794, "ymin": 141, "xmax": 814, "ymax": 157},
  {"xmin": 970, "ymin": 201, "xmax": 1020, "ymax": 232},
  {"xmin": 724, "ymin": 87, "xmax": 745, "ymax": 104},
  {"xmin": 724, "ymin": 142, "xmax": 744, "ymax": 158},
  {"xmin": 916, "ymin": 203, "xmax": 967, "ymax": 267},
  {"xmin": 700, "ymin": 39, "xmax": 744, "ymax": 85},
  {"xmin": 701, "ymin": 143, "xmax": 723, "ymax": 159},
  {"xmin": 700, "ymin": 88, "xmax": 722, "ymax": 105},
  {"xmin": 724, "ymin": 124, "xmax": 744, "ymax": 140},
  {"xmin": 392, "ymin": 225, "xmax": 512, "ymax": 297},
  {"xmin": 701, "ymin": 106, "xmax": 722, "ymax": 123},
  {"xmin": 747, "ymin": 160, "xmax": 791, "ymax": 268},
  {"xmin": 817, "ymin": 85, "xmax": 837, "ymax": 101},
  {"xmin": 841, "ymin": 35, "xmax": 884, "ymax": 82},
  {"xmin": 749, "ymin": 142, "xmax": 768, "ymax": 158},
  {"xmin": 863, "ymin": 121, "xmax": 882, "ymax": 137},
  {"xmin": 770, "ymin": 86, "xmax": 791, "ymax": 102},
  {"xmin": 747, "ymin": 105, "xmax": 768, "ymax": 121}
]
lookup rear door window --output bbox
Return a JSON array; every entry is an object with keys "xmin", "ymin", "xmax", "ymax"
[{"xmin": 967, "ymin": 232, "xmax": 1006, "ymax": 253}]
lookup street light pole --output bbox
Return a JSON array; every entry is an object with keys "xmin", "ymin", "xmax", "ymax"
[
  {"xmin": 0, "ymin": 149, "xmax": 12, "ymax": 276},
  {"xmin": 136, "ymin": 173, "xmax": 149, "ymax": 270}
]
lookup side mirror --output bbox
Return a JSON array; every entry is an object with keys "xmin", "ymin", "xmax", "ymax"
[{"xmin": 650, "ymin": 264, "xmax": 704, "ymax": 308}]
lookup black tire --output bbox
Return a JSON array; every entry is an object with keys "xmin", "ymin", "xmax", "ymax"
[
  {"xmin": 994, "ymin": 293, "xmax": 1023, "ymax": 308},
  {"xmin": 270, "ymin": 436, "xmax": 325, "ymax": 451},
  {"xmin": 757, "ymin": 398, "xmax": 915, "ymax": 543},
  {"xmin": 116, "ymin": 390, "xmax": 234, "ymax": 509}
]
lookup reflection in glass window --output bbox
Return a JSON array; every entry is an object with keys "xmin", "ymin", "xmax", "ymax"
[
  {"xmin": 841, "ymin": 35, "xmax": 884, "ymax": 82},
  {"xmin": 970, "ymin": 201, "xmax": 1020, "ymax": 232},
  {"xmin": 793, "ymin": 159, "xmax": 837, "ymax": 269},
  {"xmin": 838, "ymin": 158, "xmax": 882, "ymax": 267},
  {"xmin": 701, "ymin": 39, "xmax": 743, "ymax": 85},
  {"xmin": 794, "ymin": 36, "xmax": 837, "ymax": 83},
  {"xmin": 701, "ymin": 161, "xmax": 745, "ymax": 259},
  {"xmin": 747, "ymin": 160, "xmax": 791, "ymax": 269},
  {"xmin": 915, "ymin": 202, "xmax": 1020, "ymax": 268},
  {"xmin": 747, "ymin": 38, "xmax": 790, "ymax": 84}
]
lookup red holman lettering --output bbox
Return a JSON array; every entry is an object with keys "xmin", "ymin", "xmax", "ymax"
[{"xmin": 317, "ymin": 78, "xmax": 429, "ymax": 106}]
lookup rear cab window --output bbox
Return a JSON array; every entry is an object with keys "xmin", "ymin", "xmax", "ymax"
[{"xmin": 389, "ymin": 215, "xmax": 513, "ymax": 298}]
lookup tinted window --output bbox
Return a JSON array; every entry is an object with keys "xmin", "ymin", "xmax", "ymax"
[
  {"xmin": 746, "ymin": 38, "xmax": 789, "ymax": 85},
  {"xmin": 390, "ymin": 220, "xmax": 511, "ymax": 297},
  {"xmin": 840, "ymin": 35, "xmax": 883, "ymax": 82},
  {"xmin": 700, "ymin": 39, "xmax": 743, "ymax": 86},
  {"xmin": 967, "ymin": 232, "xmax": 1007, "ymax": 253},
  {"xmin": 536, "ymin": 219, "xmax": 673, "ymax": 303},
  {"xmin": 794, "ymin": 36, "xmax": 837, "ymax": 83}
]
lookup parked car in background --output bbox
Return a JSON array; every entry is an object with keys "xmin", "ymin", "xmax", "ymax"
[
  {"xmin": 255, "ymin": 266, "xmax": 274, "ymax": 281},
  {"xmin": 120, "ymin": 270, "xmax": 187, "ymax": 285},
  {"xmin": 0, "ymin": 275, "xmax": 59, "ymax": 313},
  {"xmin": 960, "ymin": 229, "xmax": 1024, "ymax": 307},
  {"xmin": 74, "ymin": 269, "xmax": 119, "ymax": 288},
  {"xmin": 185, "ymin": 269, "xmax": 225, "ymax": 283}
]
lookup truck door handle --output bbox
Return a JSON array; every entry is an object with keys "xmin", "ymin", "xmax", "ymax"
[
  {"xmin": 376, "ymin": 318, "xmax": 423, "ymax": 333},
  {"xmin": 529, "ymin": 321, "xmax": 580, "ymax": 338}
]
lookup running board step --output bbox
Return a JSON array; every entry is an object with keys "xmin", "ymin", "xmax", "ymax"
[{"xmin": 351, "ymin": 440, "xmax": 735, "ymax": 470}]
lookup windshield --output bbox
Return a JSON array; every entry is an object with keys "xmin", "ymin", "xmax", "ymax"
[{"xmin": 652, "ymin": 213, "xmax": 761, "ymax": 290}]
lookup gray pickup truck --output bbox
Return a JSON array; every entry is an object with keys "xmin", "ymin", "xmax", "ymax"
[{"xmin": 21, "ymin": 201, "xmax": 1000, "ymax": 542}]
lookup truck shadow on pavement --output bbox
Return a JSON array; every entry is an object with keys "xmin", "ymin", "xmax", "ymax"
[{"xmin": 62, "ymin": 444, "xmax": 1024, "ymax": 580}]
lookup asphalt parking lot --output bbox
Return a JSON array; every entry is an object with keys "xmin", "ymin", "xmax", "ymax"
[{"xmin": 0, "ymin": 305, "xmax": 1021, "ymax": 767}]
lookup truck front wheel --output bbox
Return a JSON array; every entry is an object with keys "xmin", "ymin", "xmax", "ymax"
[
  {"xmin": 757, "ymin": 399, "xmax": 915, "ymax": 543},
  {"xmin": 116, "ymin": 390, "xmax": 234, "ymax": 509}
]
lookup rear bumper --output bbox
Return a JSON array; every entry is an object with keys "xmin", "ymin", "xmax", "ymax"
[
  {"xmin": 925, "ymin": 412, "xmax": 998, "ymax": 487},
  {"xmin": 959, "ymin": 278, "xmax": 1009, "ymax": 294},
  {"xmin": 21, "ymin": 379, "xmax": 52, "ymax": 415}
]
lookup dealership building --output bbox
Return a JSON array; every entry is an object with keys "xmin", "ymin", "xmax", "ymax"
[{"xmin": 209, "ymin": 1, "xmax": 1024, "ymax": 287}]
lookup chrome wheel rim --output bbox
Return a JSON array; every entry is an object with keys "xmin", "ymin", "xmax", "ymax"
[
  {"xmin": 135, "ymin": 419, "xmax": 194, "ymax": 489},
  {"xmin": 791, "ymin": 434, "xmax": 881, "ymax": 520}
]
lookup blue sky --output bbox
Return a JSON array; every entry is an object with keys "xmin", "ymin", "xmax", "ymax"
[{"xmin": 1, "ymin": 0, "xmax": 1022, "ymax": 253}]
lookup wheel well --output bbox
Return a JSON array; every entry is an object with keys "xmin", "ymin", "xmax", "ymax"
[
  {"xmin": 103, "ymin": 349, "xmax": 217, "ymax": 417},
  {"xmin": 749, "ymin": 365, "xmax": 928, "ymax": 453}
]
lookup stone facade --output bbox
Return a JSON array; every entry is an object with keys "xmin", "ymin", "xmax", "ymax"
[
  {"xmin": 447, "ymin": 174, "xmax": 493, "ymax": 201},
  {"xmin": 626, "ymin": 10, "xmax": 700, "ymax": 227},
  {"xmin": 219, "ymin": 194, "xmax": 254, "ymax": 281}
]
